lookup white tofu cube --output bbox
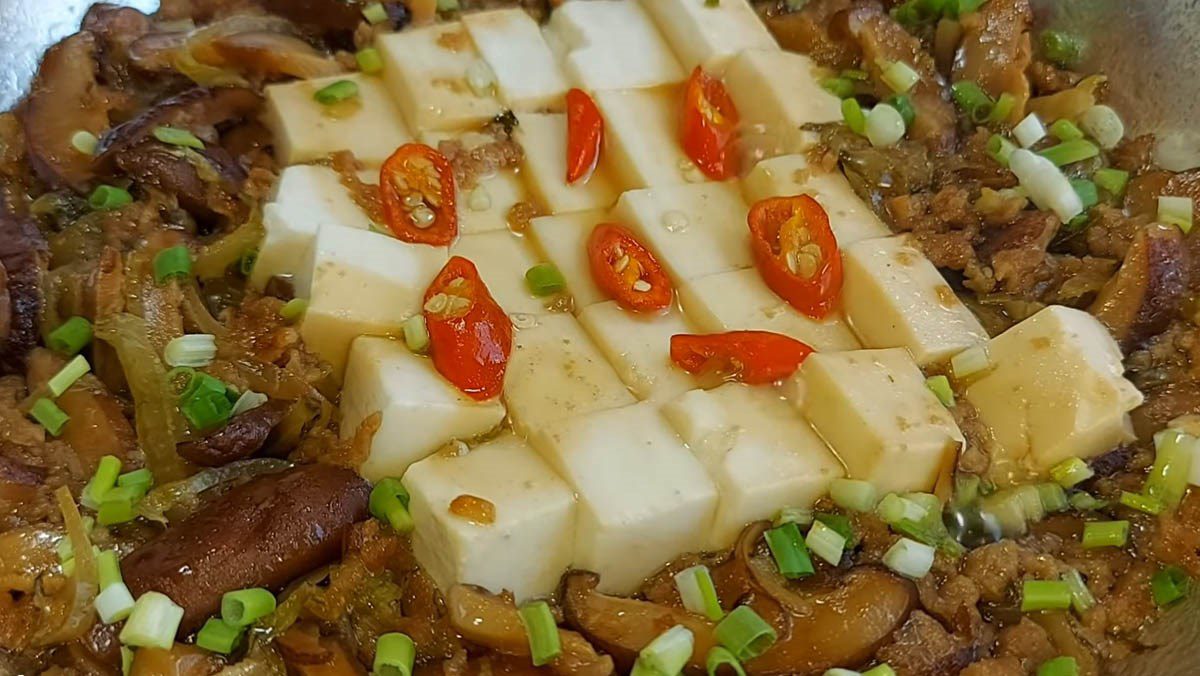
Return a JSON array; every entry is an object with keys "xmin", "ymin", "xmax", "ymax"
[
  {"xmin": 462, "ymin": 9, "xmax": 570, "ymax": 111},
  {"xmin": 595, "ymin": 86, "xmax": 693, "ymax": 191},
  {"xmin": 404, "ymin": 433, "xmax": 575, "ymax": 602},
  {"xmin": 420, "ymin": 130, "xmax": 533, "ymax": 235},
  {"xmin": 545, "ymin": 0, "xmax": 685, "ymax": 91},
  {"xmin": 516, "ymin": 113, "xmax": 619, "ymax": 214},
  {"xmin": 532, "ymin": 402, "xmax": 718, "ymax": 593},
  {"xmin": 679, "ymin": 269, "xmax": 860, "ymax": 352},
  {"xmin": 577, "ymin": 301, "xmax": 697, "ymax": 402},
  {"xmin": 341, "ymin": 337, "xmax": 507, "ymax": 481},
  {"xmin": 740, "ymin": 155, "xmax": 890, "ymax": 247},
  {"xmin": 638, "ymin": 0, "xmax": 778, "ymax": 72},
  {"xmin": 843, "ymin": 236, "xmax": 988, "ymax": 366},
  {"xmin": 264, "ymin": 73, "xmax": 413, "ymax": 167},
  {"xmin": 527, "ymin": 210, "xmax": 608, "ymax": 310},
  {"xmin": 798, "ymin": 348, "xmax": 964, "ymax": 494},
  {"xmin": 611, "ymin": 182, "xmax": 752, "ymax": 283},
  {"xmin": 662, "ymin": 384, "xmax": 844, "ymax": 547},
  {"xmin": 378, "ymin": 24, "xmax": 504, "ymax": 132},
  {"xmin": 300, "ymin": 225, "xmax": 448, "ymax": 379},
  {"xmin": 964, "ymin": 306, "xmax": 1144, "ymax": 481},
  {"xmin": 505, "ymin": 313, "xmax": 636, "ymax": 438},
  {"xmin": 449, "ymin": 231, "xmax": 546, "ymax": 316},
  {"xmin": 250, "ymin": 165, "xmax": 374, "ymax": 291},
  {"xmin": 723, "ymin": 50, "xmax": 841, "ymax": 155}
]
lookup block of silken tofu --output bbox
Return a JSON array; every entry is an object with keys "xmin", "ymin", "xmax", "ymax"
[
  {"xmin": 963, "ymin": 306, "xmax": 1144, "ymax": 482},
  {"xmin": 377, "ymin": 23, "xmax": 503, "ymax": 132},
  {"xmin": 299, "ymin": 225, "xmax": 448, "ymax": 380},
  {"xmin": 679, "ymin": 269, "xmax": 861, "ymax": 352},
  {"xmin": 449, "ymin": 231, "xmax": 546, "ymax": 315},
  {"xmin": 842, "ymin": 236, "xmax": 989, "ymax": 366},
  {"xmin": 420, "ymin": 131, "xmax": 532, "ymax": 235},
  {"xmin": 740, "ymin": 155, "xmax": 890, "ymax": 246},
  {"xmin": 577, "ymin": 301, "xmax": 697, "ymax": 402},
  {"xmin": 516, "ymin": 113, "xmax": 619, "ymax": 214},
  {"xmin": 797, "ymin": 348, "xmax": 965, "ymax": 494},
  {"xmin": 595, "ymin": 86, "xmax": 693, "ymax": 191},
  {"xmin": 611, "ymin": 182, "xmax": 752, "ymax": 284},
  {"xmin": 662, "ymin": 384, "xmax": 844, "ymax": 547},
  {"xmin": 723, "ymin": 50, "xmax": 842, "ymax": 155},
  {"xmin": 532, "ymin": 402, "xmax": 718, "ymax": 593},
  {"xmin": 526, "ymin": 210, "xmax": 608, "ymax": 310},
  {"xmin": 404, "ymin": 433, "xmax": 575, "ymax": 602},
  {"xmin": 462, "ymin": 9, "xmax": 570, "ymax": 111},
  {"xmin": 504, "ymin": 313, "xmax": 636, "ymax": 438},
  {"xmin": 341, "ymin": 337, "xmax": 507, "ymax": 481},
  {"xmin": 264, "ymin": 73, "xmax": 412, "ymax": 167},
  {"xmin": 250, "ymin": 165, "xmax": 374, "ymax": 291},
  {"xmin": 638, "ymin": 0, "xmax": 778, "ymax": 72},
  {"xmin": 544, "ymin": 0, "xmax": 686, "ymax": 91}
]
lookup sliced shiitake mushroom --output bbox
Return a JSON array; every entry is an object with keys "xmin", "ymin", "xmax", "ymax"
[{"xmin": 1090, "ymin": 223, "xmax": 1188, "ymax": 349}]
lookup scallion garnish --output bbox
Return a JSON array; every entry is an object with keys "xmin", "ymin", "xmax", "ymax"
[
  {"xmin": 1069, "ymin": 179, "xmax": 1099, "ymax": 214},
  {"xmin": 674, "ymin": 564, "xmax": 724, "ymax": 620},
  {"xmin": 705, "ymin": 646, "xmax": 745, "ymax": 676},
  {"xmin": 30, "ymin": 398, "xmax": 69, "ymax": 436},
  {"xmin": 178, "ymin": 371, "xmax": 234, "ymax": 432},
  {"xmin": 986, "ymin": 134, "xmax": 1017, "ymax": 168},
  {"xmin": 89, "ymin": 185, "xmax": 133, "ymax": 211},
  {"xmin": 1040, "ymin": 30, "xmax": 1083, "ymax": 68},
  {"xmin": 48, "ymin": 316, "xmax": 93, "ymax": 356},
  {"xmin": 1119, "ymin": 491, "xmax": 1164, "ymax": 515},
  {"xmin": 829, "ymin": 479, "xmax": 878, "ymax": 513},
  {"xmin": 1021, "ymin": 580, "xmax": 1072, "ymax": 612},
  {"xmin": 841, "ymin": 98, "xmax": 866, "ymax": 136},
  {"xmin": 164, "ymin": 334, "xmax": 217, "ymax": 368},
  {"xmin": 1049, "ymin": 119, "xmax": 1084, "ymax": 142},
  {"xmin": 362, "ymin": 2, "xmax": 389, "ymax": 24},
  {"xmin": 1049, "ymin": 457, "xmax": 1094, "ymax": 488},
  {"xmin": 864, "ymin": 664, "xmax": 898, "ymax": 676},
  {"xmin": 1013, "ymin": 113, "xmax": 1047, "ymax": 148},
  {"xmin": 876, "ymin": 493, "xmax": 927, "ymax": 525},
  {"xmin": 886, "ymin": 94, "xmax": 916, "ymax": 128},
  {"xmin": 97, "ymin": 496, "xmax": 137, "ymax": 526},
  {"xmin": 865, "ymin": 104, "xmax": 906, "ymax": 148},
  {"xmin": 314, "ymin": 79, "xmax": 360, "ymax": 105},
  {"xmin": 1093, "ymin": 168, "xmax": 1129, "ymax": 199},
  {"xmin": 370, "ymin": 477, "xmax": 414, "ymax": 533},
  {"xmin": 1070, "ymin": 491, "xmax": 1107, "ymax": 512},
  {"xmin": 1151, "ymin": 565, "xmax": 1191, "ymax": 607},
  {"xmin": 1009, "ymin": 149, "xmax": 1084, "ymax": 223},
  {"xmin": 764, "ymin": 522, "xmax": 814, "ymax": 580},
  {"xmin": 374, "ymin": 632, "xmax": 416, "ymax": 676},
  {"xmin": 1037, "ymin": 656, "xmax": 1079, "ymax": 676},
  {"xmin": 526, "ymin": 263, "xmax": 566, "ymax": 297},
  {"xmin": 632, "ymin": 625, "xmax": 694, "ymax": 676},
  {"xmin": 924, "ymin": 375, "xmax": 955, "ymax": 407},
  {"xmin": 94, "ymin": 580, "xmax": 137, "ymax": 623},
  {"xmin": 72, "ymin": 130, "xmax": 99, "ymax": 155},
  {"xmin": 1079, "ymin": 104, "xmax": 1124, "ymax": 149},
  {"xmin": 714, "ymin": 606, "xmax": 776, "ymax": 662},
  {"xmin": 883, "ymin": 537, "xmax": 935, "ymax": 579},
  {"xmin": 1145, "ymin": 429, "xmax": 1195, "ymax": 510},
  {"xmin": 1081, "ymin": 520, "xmax": 1129, "ymax": 548},
  {"xmin": 880, "ymin": 60, "xmax": 920, "ymax": 93},
  {"xmin": 774, "ymin": 505, "xmax": 813, "ymax": 527},
  {"xmin": 221, "ymin": 587, "xmax": 276, "ymax": 627},
  {"xmin": 1037, "ymin": 139, "xmax": 1100, "ymax": 167},
  {"xmin": 356, "ymin": 47, "xmax": 385, "ymax": 75},
  {"xmin": 1158, "ymin": 195, "xmax": 1194, "ymax": 234},
  {"xmin": 153, "ymin": 245, "xmax": 192, "ymax": 285},
  {"xmin": 1036, "ymin": 483, "xmax": 1069, "ymax": 513},
  {"xmin": 987, "ymin": 92, "xmax": 1016, "ymax": 124},
  {"xmin": 47, "ymin": 354, "xmax": 91, "ymax": 397},
  {"xmin": 950, "ymin": 344, "xmax": 990, "ymax": 379},
  {"xmin": 1061, "ymin": 568, "xmax": 1095, "ymax": 614},
  {"xmin": 196, "ymin": 617, "xmax": 245, "ymax": 654},
  {"xmin": 279, "ymin": 298, "xmax": 309, "ymax": 322},
  {"xmin": 152, "ymin": 126, "xmax": 205, "ymax": 150},
  {"xmin": 950, "ymin": 81, "xmax": 994, "ymax": 124},
  {"xmin": 118, "ymin": 468, "xmax": 153, "ymax": 492},
  {"xmin": 119, "ymin": 591, "xmax": 184, "ymax": 649},
  {"xmin": 821, "ymin": 77, "xmax": 856, "ymax": 99},
  {"xmin": 805, "ymin": 519, "xmax": 846, "ymax": 566},
  {"xmin": 518, "ymin": 601, "xmax": 561, "ymax": 666},
  {"xmin": 81, "ymin": 455, "xmax": 122, "ymax": 509}
]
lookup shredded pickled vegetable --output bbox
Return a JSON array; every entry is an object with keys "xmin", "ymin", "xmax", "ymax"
[
  {"xmin": 194, "ymin": 210, "xmax": 264, "ymax": 280},
  {"xmin": 34, "ymin": 488, "xmax": 97, "ymax": 646},
  {"xmin": 137, "ymin": 458, "xmax": 292, "ymax": 524}
]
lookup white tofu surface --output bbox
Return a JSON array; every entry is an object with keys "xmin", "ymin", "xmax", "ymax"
[
  {"xmin": 516, "ymin": 113, "xmax": 619, "ymax": 214},
  {"xmin": 545, "ymin": 0, "xmax": 686, "ymax": 91},
  {"xmin": 527, "ymin": 210, "xmax": 608, "ymax": 310},
  {"xmin": 964, "ymin": 306, "xmax": 1144, "ymax": 483},
  {"xmin": 421, "ymin": 131, "xmax": 532, "ymax": 235},
  {"xmin": 723, "ymin": 50, "xmax": 841, "ymax": 155},
  {"xmin": 532, "ymin": 402, "xmax": 718, "ymax": 593},
  {"xmin": 595, "ymin": 86, "xmax": 692, "ymax": 190},
  {"xmin": 679, "ymin": 269, "xmax": 861, "ymax": 352},
  {"xmin": 404, "ymin": 433, "xmax": 575, "ymax": 602},
  {"xmin": 577, "ymin": 301, "xmax": 697, "ymax": 402},
  {"xmin": 300, "ymin": 225, "xmax": 448, "ymax": 379},
  {"xmin": 264, "ymin": 73, "xmax": 412, "ymax": 167},
  {"xmin": 462, "ymin": 9, "xmax": 570, "ymax": 111},
  {"xmin": 663, "ymin": 384, "xmax": 844, "ymax": 547},
  {"xmin": 639, "ymin": 0, "xmax": 777, "ymax": 71},
  {"xmin": 341, "ymin": 337, "xmax": 506, "ymax": 481},
  {"xmin": 798, "ymin": 348, "xmax": 964, "ymax": 494},
  {"xmin": 449, "ymin": 231, "xmax": 546, "ymax": 315}
]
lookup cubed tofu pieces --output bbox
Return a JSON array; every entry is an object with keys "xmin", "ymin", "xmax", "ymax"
[
  {"xmin": 504, "ymin": 313, "xmax": 636, "ymax": 438},
  {"xmin": 544, "ymin": 0, "xmax": 685, "ymax": 91},
  {"xmin": 797, "ymin": 348, "xmax": 964, "ymax": 494},
  {"xmin": 462, "ymin": 9, "xmax": 570, "ymax": 111},
  {"xmin": 300, "ymin": 225, "xmax": 448, "ymax": 379},
  {"xmin": 843, "ymin": 236, "xmax": 988, "ymax": 366},
  {"xmin": 532, "ymin": 402, "xmax": 718, "ymax": 593},
  {"xmin": 404, "ymin": 433, "xmax": 575, "ymax": 601},
  {"xmin": 527, "ymin": 210, "xmax": 608, "ymax": 310},
  {"xmin": 611, "ymin": 182, "xmax": 752, "ymax": 283},
  {"xmin": 341, "ymin": 337, "xmax": 507, "ymax": 481},
  {"xmin": 420, "ymin": 130, "xmax": 532, "ymax": 235},
  {"xmin": 378, "ymin": 23, "xmax": 503, "ymax": 132},
  {"xmin": 663, "ymin": 384, "xmax": 844, "ymax": 547},
  {"xmin": 963, "ymin": 306, "xmax": 1144, "ymax": 481},
  {"xmin": 740, "ymin": 155, "xmax": 889, "ymax": 246},
  {"xmin": 595, "ymin": 86, "xmax": 693, "ymax": 190},
  {"xmin": 449, "ymin": 231, "xmax": 546, "ymax": 315},
  {"xmin": 516, "ymin": 113, "xmax": 619, "ymax": 214},
  {"xmin": 723, "ymin": 50, "xmax": 841, "ymax": 155},
  {"xmin": 679, "ymin": 269, "xmax": 861, "ymax": 352},
  {"xmin": 250, "ymin": 165, "xmax": 374, "ymax": 290},
  {"xmin": 638, "ymin": 0, "xmax": 777, "ymax": 72},
  {"xmin": 577, "ymin": 302, "xmax": 696, "ymax": 402},
  {"xmin": 264, "ymin": 73, "xmax": 412, "ymax": 167}
]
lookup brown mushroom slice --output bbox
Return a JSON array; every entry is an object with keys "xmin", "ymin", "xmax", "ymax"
[
  {"xmin": 199, "ymin": 31, "xmax": 345, "ymax": 81},
  {"xmin": 176, "ymin": 399, "xmax": 291, "ymax": 467},
  {"xmin": 0, "ymin": 210, "xmax": 48, "ymax": 376},
  {"xmin": 765, "ymin": 0, "xmax": 858, "ymax": 70},
  {"xmin": 1089, "ymin": 223, "xmax": 1188, "ymax": 350},
  {"xmin": 1131, "ymin": 382, "xmax": 1200, "ymax": 444},
  {"xmin": 952, "ymin": 0, "xmax": 1033, "ymax": 124}
]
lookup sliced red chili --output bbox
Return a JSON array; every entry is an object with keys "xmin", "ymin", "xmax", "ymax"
[
  {"xmin": 423, "ymin": 256, "xmax": 512, "ymax": 401},
  {"xmin": 748, "ymin": 195, "xmax": 843, "ymax": 319},
  {"xmin": 670, "ymin": 331, "xmax": 815, "ymax": 385},
  {"xmin": 566, "ymin": 88, "xmax": 604, "ymax": 185},
  {"xmin": 380, "ymin": 144, "xmax": 458, "ymax": 246},
  {"xmin": 587, "ymin": 223, "xmax": 674, "ymax": 313},
  {"xmin": 681, "ymin": 66, "xmax": 740, "ymax": 181}
]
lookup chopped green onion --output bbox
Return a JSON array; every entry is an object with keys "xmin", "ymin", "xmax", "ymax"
[
  {"xmin": 674, "ymin": 564, "xmax": 725, "ymax": 620},
  {"xmin": 951, "ymin": 81, "xmax": 994, "ymax": 124},
  {"xmin": 904, "ymin": 492, "xmax": 941, "ymax": 515},
  {"xmin": 118, "ymin": 468, "xmax": 153, "ymax": 491},
  {"xmin": 230, "ymin": 390, "xmax": 268, "ymax": 417},
  {"xmin": 863, "ymin": 665, "xmax": 897, "ymax": 676},
  {"xmin": 951, "ymin": 344, "xmax": 991, "ymax": 379},
  {"xmin": 715, "ymin": 606, "xmax": 776, "ymax": 662},
  {"xmin": 824, "ymin": 670, "xmax": 859, "ymax": 676},
  {"xmin": 1079, "ymin": 105, "xmax": 1124, "ymax": 149},
  {"xmin": 633, "ymin": 625, "xmax": 694, "ymax": 676},
  {"xmin": 925, "ymin": 375, "xmax": 955, "ymax": 407},
  {"xmin": 1009, "ymin": 148, "xmax": 1084, "ymax": 222},
  {"xmin": 119, "ymin": 591, "xmax": 184, "ymax": 649},
  {"xmin": 363, "ymin": 2, "xmax": 389, "ymax": 24},
  {"xmin": 526, "ymin": 263, "xmax": 566, "ymax": 297},
  {"xmin": 164, "ymin": 334, "xmax": 217, "ymax": 368},
  {"xmin": 821, "ymin": 77, "xmax": 855, "ymax": 99},
  {"xmin": 877, "ymin": 493, "xmax": 927, "ymax": 525},
  {"xmin": 374, "ymin": 633, "xmax": 416, "ymax": 676},
  {"xmin": 842, "ymin": 68, "xmax": 869, "ymax": 81},
  {"xmin": 1014, "ymin": 484, "xmax": 1046, "ymax": 523},
  {"xmin": 47, "ymin": 355, "xmax": 91, "ymax": 397},
  {"xmin": 31, "ymin": 398, "xmax": 69, "ymax": 436},
  {"xmin": 196, "ymin": 617, "xmax": 245, "ymax": 654},
  {"xmin": 180, "ymin": 379, "xmax": 234, "ymax": 433},
  {"xmin": 1038, "ymin": 139, "xmax": 1100, "ymax": 167},
  {"xmin": 1069, "ymin": 178, "xmax": 1098, "ymax": 212},
  {"xmin": 705, "ymin": 646, "xmax": 746, "ymax": 676},
  {"xmin": 1146, "ymin": 429, "xmax": 1195, "ymax": 509},
  {"xmin": 774, "ymin": 505, "xmax": 813, "ymax": 527},
  {"xmin": 1061, "ymin": 569, "xmax": 1095, "ymax": 614},
  {"xmin": 1040, "ymin": 30, "xmax": 1084, "ymax": 68},
  {"xmin": 1093, "ymin": 168, "xmax": 1130, "ymax": 199},
  {"xmin": 314, "ymin": 80, "xmax": 359, "ymax": 105},
  {"xmin": 48, "ymin": 316, "xmax": 93, "ymax": 356},
  {"xmin": 1119, "ymin": 491, "xmax": 1163, "ymax": 515},
  {"xmin": 1037, "ymin": 656, "xmax": 1079, "ymax": 676},
  {"xmin": 1081, "ymin": 520, "xmax": 1129, "ymax": 548},
  {"xmin": 221, "ymin": 587, "xmax": 276, "ymax": 626},
  {"xmin": 153, "ymin": 245, "xmax": 192, "ymax": 285},
  {"xmin": 279, "ymin": 298, "xmax": 308, "ymax": 322},
  {"xmin": 1049, "ymin": 457, "xmax": 1094, "ymax": 488},
  {"xmin": 765, "ymin": 522, "xmax": 815, "ymax": 579},
  {"xmin": 885, "ymin": 94, "xmax": 916, "ymax": 128},
  {"xmin": 1037, "ymin": 483, "xmax": 1069, "ymax": 513},
  {"xmin": 153, "ymin": 126, "xmax": 205, "ymax": 150},
  {"xmin": 438, "ymin": 0, "xmax": 461, "ymax": 10},
  {"xmin": 830, "ymin": 479, "xmax": 878, "ymax": 513},
  {"xmin": 880, "ymin": 61, "xmax": 920, "ymax": 93},
  {"xmin": 72, "ymin": 130, "xmax": 99, "ymax": 155},
  {"xmin": 97, "ymin": 549, "xmax": 123, "ymax": 590},
  {"xmin": 1021, "ymin": 580, "xmax": 1073, "ymax": 612},
  {"xmin": 866, "ymin": 104, "xmax": 906, "ymax": 148},
  {"xmin": 1069, "ymin": 491, "xmax": 1107, "ymax": 511},
  {"xmin": 883, "ymin": 537, "xmax": 935, "ymax": 579},
  {"xmin": 518, "ymin": 601, "xmax": 561, "ymax": 667},
  {"xmin": 841, "ymin": 98, "xmax": 866, "ymax": 136},
  {"xmin": 987, "ymin": 92, "xmax": 1016, "ymax": 124},
  {"xmin": 81, "ymin": 455, "xmax": 122, "ymax": 508},
  {"xmin": 1014, "ymin": 113, "xmax": 1047, "ymax": 148},
  {"xmin": 370, "ymin": 477, "xmax": 414, "ymax": 533},
  {"xmin": 805, "ymin": 519, "xmax": 846, "ymax": 566},
  {"xmin": 1049, "ymin": 119, "xmax": 1084, "ymax": 142},
  {"xmin": 816, "ymin": 512, "xmax": 858, "ymax": 546},
  {"xmin": 1151, "ymin": 566, "xmax": 1191, "ymax": 607},
  {"xmin": 121, "ymin": 647, "xmax": 134, "ymax": 676},
  {"xmin": 238, "ymin": 250, "xmax": 257, "ymax": 277},
  {"xmin": 986, "ymin": 134, "xmax": 1018, "ymax": 168},
  {"xmin": 1158, "ymin": 195, "xmax": 1194, "ymax": 233},
  {"xmin": 403, "ymin": 314, "xmax": 430, "ymax": 353},
  {"xmin": 98, "ymin": 497, "xmax": 137, "ymax": 526},
  {"xmin": 95, "ymin": 581, "xmax": 137, "ymax": 623},
  {"xmin": 356, "ymin": 47, "xmax": 384, "ymax": 75},
  {"xmin": 89, "ymin": 185, "xmax": 133, "ymax": 211}
]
